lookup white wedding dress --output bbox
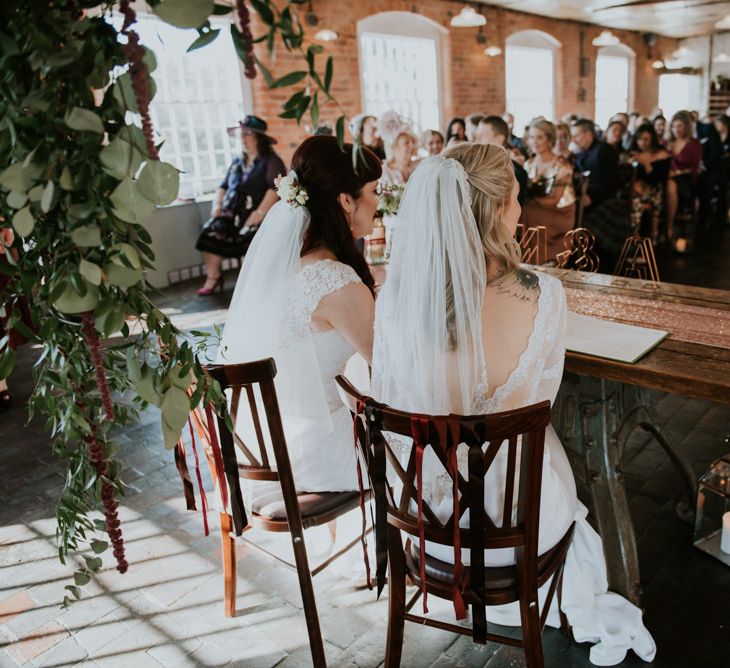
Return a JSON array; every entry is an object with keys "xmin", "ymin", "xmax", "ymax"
[{"xmin": 369, "ymin": 155, "xmax": 656, "ymax": 667}]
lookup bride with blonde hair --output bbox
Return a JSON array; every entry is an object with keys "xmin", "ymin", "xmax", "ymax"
[{"xmin": 371, "ymin": 143, "xmax": 656, "ymax": 666}]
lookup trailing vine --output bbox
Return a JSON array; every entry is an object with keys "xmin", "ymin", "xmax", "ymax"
[{"xmin": 0, "ymin": 0, "xmax": 350, "ymax": 605}]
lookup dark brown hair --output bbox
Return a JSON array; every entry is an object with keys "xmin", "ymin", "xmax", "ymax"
[{"xmin": 291, "ymin": 136, "xmax": 382, "ymax": 294}]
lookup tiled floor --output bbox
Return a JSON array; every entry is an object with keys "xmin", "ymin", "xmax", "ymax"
[{"xmin": 1, "ymin": 233, "xmax": 730, "ymax": 667}]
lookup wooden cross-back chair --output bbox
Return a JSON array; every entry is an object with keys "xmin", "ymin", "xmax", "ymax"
[
  {"xmin": 202, "ymin": 358, "xmax": 370, "ymax": 667},
  {"xmin": 336, "ymin": 375, "xmax": 575, "ymax": 668}
]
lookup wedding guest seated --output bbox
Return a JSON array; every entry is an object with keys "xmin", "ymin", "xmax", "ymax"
[
  {"xmin": 445, "ymin": 117, "xmax": 467, "ymax": 146},
  {"xmin": 422, "ymin": 129, "xmax": 444, "ymax": 156},
  {"xmin": 349, "ymin": 113, "xmax": 385, "ymax": 159},
  {"xmin": 555, "ymin": 121, "xmax": 573, "ymax": 161},
  {"xmin": 502, "ymin": 111, "xmax": 528, "ymax": 158},
  {"xmin": 465, "ymin": 112, "xmax": 485, "ymax": 142},
  {"xmin": 604, "ymin": 120, "xmax": 629, "ymax": 162},
  {"xmin": 475, "ymin": 115, "xmax": 528, "ymax": 205},
  {"xmin": 666, "ymin": 110, "xmax": 702, "ymax": 252},
  {"xmin": 372, "ymin": 143, "xmax": 656, "ymax": 667},
  {"xmin": 216, "ymin": 135, "xmax": 380, "ymax": 502},
  {"xmin": 571, "ymin": 118, "xmax": 622, "ymax": 268},
  {"xmin": 195, "ymin": 116, "xmax": 284, "ymax": 296},
  {"xmin": 653, "ymin": 115, "xmax": 668, "ymax": 146},
  {"xmin": 378, "ymin": 111, "xmax": 419, "ymax": 186},
  {"xmin": 628, "ymin": 124, "xmax": 672, "ymax": 242},
  {"xmin": 696, "ymin": 114, "xmax": 722, "ymax": 225},
  {"xmin": 522, "ymin": 119, "xmax": 576, "ymax": 261}
]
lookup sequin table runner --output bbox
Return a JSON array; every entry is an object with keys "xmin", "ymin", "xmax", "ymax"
[{"xmin": 564, "ymin": 288, "xmax": 730, "ymax": 351}]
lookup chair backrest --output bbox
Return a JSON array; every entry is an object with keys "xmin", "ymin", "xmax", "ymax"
[
  {"xmin": 205, "ymin": 358, "xmax": 297, "ymax": 535},
  {"xmin": 573, "ymin": 170, "xmax": 590, "ymax": 229},
  {"xmin": 336, "ymin": 374, "xmax": 551, "ymax": 617}
]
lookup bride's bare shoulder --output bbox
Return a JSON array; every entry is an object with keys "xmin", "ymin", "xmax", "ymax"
[{"xmin": 486, "ymin": 267, "xmax": 540, "ymax": 304}]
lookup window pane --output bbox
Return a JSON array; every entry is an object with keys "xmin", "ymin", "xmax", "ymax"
[
  {"xmin": 108, "ymin": 13, "xmax": 246, "ymax": 199},
  {"xmin": 359, "ymin": 32, "xmax": 440, "ymax": 133},
  {"xmin": 595, "ymin": 54, "xmax": 630, "ymax": 129},
  {"xmin": 505, "ymin": 46, "xmax": 554, "ymax": 132},
  {"xmin": 658, "ymin": 74, "xmax": 702, "ymax": 120}
]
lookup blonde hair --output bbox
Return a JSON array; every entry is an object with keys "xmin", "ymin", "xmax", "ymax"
[
  {"xmin": 530, "ymin": 119, "xmax": 557, "ymax": 148},
  {"xmin": 443, "ymin": 142, "xmax": 522, "ymax": 274}
]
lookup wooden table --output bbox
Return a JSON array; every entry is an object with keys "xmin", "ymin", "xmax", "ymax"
[{"xmin": 540, "ymin": 267, "xmax": 730, "ymax": 604}]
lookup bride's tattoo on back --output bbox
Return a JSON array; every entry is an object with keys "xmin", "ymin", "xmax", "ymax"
[{"xmin": 490, "ymin": 268, "xmax": 540, "ymax": 302}]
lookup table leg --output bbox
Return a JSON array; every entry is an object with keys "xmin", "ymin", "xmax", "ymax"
[{"xmin": 554, "ymin": 374, "xmax": 697, "ymax": 605}]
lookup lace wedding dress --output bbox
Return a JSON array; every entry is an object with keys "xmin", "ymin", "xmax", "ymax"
[{"xmin": 370, "ymin": 155, "xmax": 656, "ymax": 667}]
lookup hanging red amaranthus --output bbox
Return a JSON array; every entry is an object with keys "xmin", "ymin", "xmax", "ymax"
[
  {"xmin": 235, "ymin": 0, "xmax": 257, "ymax": 79},
  {"xmin": 80, "ymin": 313, "xmax": 127, "ymax": 573},
  {"xmin": 118, "ymin": 0, "xmax": 159, "ymax": 160}
]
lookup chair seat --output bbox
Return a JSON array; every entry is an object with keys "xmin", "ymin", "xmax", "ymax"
[
  {"xmin": 406, "ymin": 525, "xmax": 574, "ymax": 592},
  {"xmin": 252, "ymin": 490, "xmax": 361, "ymax": 522}
]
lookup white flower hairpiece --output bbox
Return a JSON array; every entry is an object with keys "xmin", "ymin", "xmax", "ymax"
[{"xmin": 275, "ymin": 170, "xmax": 308, "ymax": 208}]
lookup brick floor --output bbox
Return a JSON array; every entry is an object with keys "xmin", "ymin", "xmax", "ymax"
[{"xmin": 0, "ymin": 276, "xmax": 729, "ymax": 667}]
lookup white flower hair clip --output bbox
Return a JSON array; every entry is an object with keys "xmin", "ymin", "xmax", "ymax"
[{"xmin": 275, "ymin": 170, "xmax": 309, "ymax": 208}]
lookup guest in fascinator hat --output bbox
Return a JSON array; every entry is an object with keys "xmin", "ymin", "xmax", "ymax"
[{"xmin": 377, "ymin": 110, "xmax": 418, "ymax": 160}]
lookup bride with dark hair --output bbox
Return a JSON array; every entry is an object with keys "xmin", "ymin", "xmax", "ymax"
[{"xmin": 217, "ymin": 135, "xmax": 381, "ymax": 493}]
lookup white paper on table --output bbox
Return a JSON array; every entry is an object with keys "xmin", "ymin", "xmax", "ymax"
[{"xmin": 566, "ymin": 311, "xmax": 669, "ymax": 364}]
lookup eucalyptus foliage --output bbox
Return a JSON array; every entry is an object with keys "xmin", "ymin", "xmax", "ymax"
[{"xmin": 0, "ymin": 0, "xmax": 345, "ymax": 604}]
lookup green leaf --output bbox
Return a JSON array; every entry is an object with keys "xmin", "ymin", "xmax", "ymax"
[
  {"xmin": 65, "ymin": 585, "xmax": 81, "ymax": 600},
  {"xmin": 153, "ymin": 0, "xmax": 214, "ymax": 28},
  {"xmin": 212, "ymin": 3, "xmax": 232, "ymax": 15},
  {"xmin": 40, "ymin": 180, "xmax": 54, "ymax": 214},
  {"xmin": 110, "ymin": 178, "xmax": 156, "ymax": 224},
  {"xmin": 112, "ymin": 242, "xmax": 141, "ymax": 269},
  {"xmin": 254, "ymin": 54, "xmax": 274, "ymax": 87},
  {"xmin": 335, "ymin": 115, "xmax": 345, "ymax": 149},
  {"xmin": 95, "ymin": 308, "xmax": 126, "ymax": 337},
  {"xmin": 12, "ymin": 206, "xmax": 34, "ymax": 236},
  {"xmin": 90, "ymin": 539, "xmax": 108, "ymax": 554},
  {"xmin": 100, "ymin": 138, "xmax": 142, "ymax": 180},
  {"xmin": 324, "ymin": 56, "xmax": 333, "ymax": 94},
  {"xmin": 0, "ymin": 162, "xmax": 41, "ymax": 192},
  {"xmin": 270, "ymin": 71, "xmax": 307, "ymax": 89},
  {"xmin": 250, "ymin": 0, "xmax": 275, "ymax": 25},
  {"xmin": 70, "ymin": 224, "xmax": 101, "ymax": 247},
  {"xmin": 6, "ymin": 191, "xmax": 27, "ymax": 209},
  {"xmin": 0, "ymin": 348, "xmax": 15, "ymax": 380},
  {"xmin": 118, "ymin": 125, "xmax": 149, "ymax": 159},
  {"xmin": 188, "ymin": 27, "xmax": 220, "ymax": 52},
  {"xmin": 310, "ymin": 92, "xmax": 319, "ymax": 130},
  {"xmin": 79, "ymin": 259, "xmax": 102, "ymax": 286},
  {"xmin": 60, "ymin": 166, "xmax": 73, "ymax": 191},
  {"xmin": 64, "ymin": 107, "xmax": 104, "ymax": 134},
  {"xmin": 27, "ymin": 185, "xmax": 43, "ymax": 202},
  {"xmin": 127, "ymin": 350, "xmax": 142, "ymax": 384},
  {"xmin": 162, "ymin": 420, "xmax": 181, "ymax": 450},
  {"xmin": 143, "ymin": 47, "xmax": 157, "ymax": 73},
  {"xmin": 168, "ymin": 367, "xmax": 191, "ymax": 391},
  {"xmin": 54, "ymin": 282, "xmax": 99, "ymax": 314},
  {"xmin": 161, "ymin": 385, "xmax": 191, "ymax": 433},
  {"xmin": 74, "ymin": 572, "xmax": 91, "ymax": 587},
  {"xmin": 137, "ymin": 161, "xmax": 179, "ymax": 206},
  {"xmin": 284, "ymin": 90, "xmax": 306, "ymax": 111},
  {"xmin": 104, "ymin": 263, "xmax": 143, "ymax": 288},
  {"xmin": 84, "ymin": 555, "xmax": 102, "ymax": 571},
  {"xmin": 136, "ymin": 366, "xmax": 161, "ymax": 407}
]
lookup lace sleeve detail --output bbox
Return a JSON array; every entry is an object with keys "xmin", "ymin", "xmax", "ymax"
[{"xmin": 288, "ymin": 260, "xmax": 361, "ymax": 338}]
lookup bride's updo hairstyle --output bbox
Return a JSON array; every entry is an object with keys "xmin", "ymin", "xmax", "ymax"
[
  {"xmin": 442, "ymin": 142, "xmax": 522, "ymax": 273},
  {"xmin": 292, "ymin": 135, "xmax": 382, "ymax": 295}
]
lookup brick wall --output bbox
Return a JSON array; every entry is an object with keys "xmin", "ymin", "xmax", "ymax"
[{"xmin": 249, "ymin": 1, "xmax": 678, "ymax": 162}]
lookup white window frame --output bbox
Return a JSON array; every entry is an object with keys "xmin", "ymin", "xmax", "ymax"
[
  {"xmin": 357, "ymin": 11, "xmax": 447, "ymax": 133},
  {"xmin": 594, "ymin": 43, "xmax": 636, "ymax": 128},
  {"xmin": 505, "ymin": 30, "xmax": 561, "ymax": 131}
]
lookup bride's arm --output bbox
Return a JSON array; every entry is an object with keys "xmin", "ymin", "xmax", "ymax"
[{"xmin": 313, "ymin": 282, "xmax": 376, "ymax": 364}]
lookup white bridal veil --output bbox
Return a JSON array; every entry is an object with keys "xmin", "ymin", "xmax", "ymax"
[
  {"xmin": 372, "ymin": 155, "xmax": 487, "ymax": 415},
  {"xmin": 216, "ymin": 199, "xmax": 333, "ymax": 446}
]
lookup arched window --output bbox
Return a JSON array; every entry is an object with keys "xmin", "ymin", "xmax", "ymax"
[
  {"xmin": 505, "ymin": 30, "xmax": 560, "ymax": 132},
  {"xmin": 358, "ymin": 12, "xmax": 446, "ymax": 133},
  {"xmin": 594, "ymin": 44, "xmax": 636, "ymax": 129}
]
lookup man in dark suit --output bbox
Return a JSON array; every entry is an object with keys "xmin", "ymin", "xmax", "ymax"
[
  {"xmin": 476, "ymin": 116, "xmax": 528, "ymax": 206},
  {"xmin": 571, "ymin": 119, "xmax": 623, "ymax": 271}
]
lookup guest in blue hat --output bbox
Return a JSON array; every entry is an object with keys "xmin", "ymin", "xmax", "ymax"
[{"xmin": 195, "ymin": 115, "xmax": 285, "ymax": 295}]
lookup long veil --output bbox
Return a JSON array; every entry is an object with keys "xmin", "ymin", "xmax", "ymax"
[
  {"xmin": 216, "ymin": 200, "xmax": 332, "ymax": 450},
  {"xmin": 372, "ymin": 156, "xmax": 487, "ymax": 414}
]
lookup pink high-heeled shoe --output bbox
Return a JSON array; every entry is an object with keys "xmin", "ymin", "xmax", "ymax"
[{"xmin": 196, "ymin": 275, "xmax": 224, "ymax": 296}]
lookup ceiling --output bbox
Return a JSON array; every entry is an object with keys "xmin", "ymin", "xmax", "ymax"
[{"xmin": 478, "ymin": 0, "xmax": 730, "ymax": 38}]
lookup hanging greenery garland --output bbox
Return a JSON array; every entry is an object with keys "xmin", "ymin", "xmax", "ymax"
[{"xmin": 0, "ymin": 0, "xmax": 347, "ymax": 605}]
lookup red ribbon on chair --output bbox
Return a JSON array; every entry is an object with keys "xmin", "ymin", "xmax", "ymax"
[
  {"xmin": 447, "ymin": 416, "xmax": 466, "ymax": 620},
  {"xmin": 174, "ymin": 435, "xmax": 196, "ymax": 511},
  {"xmin": 205, "ymin": 402, "xmax": 229, "ymax": 512},
  {"xmin": 410, "ymin": 416, "xmax": 430, "ymax": 614},
  {"xmin": 353, "ymin": 398, "xmax": 372, "ymax": 589},
  {"xmin": 188, "ymin": 416, "xmax": 209, "ymax": 536}
]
